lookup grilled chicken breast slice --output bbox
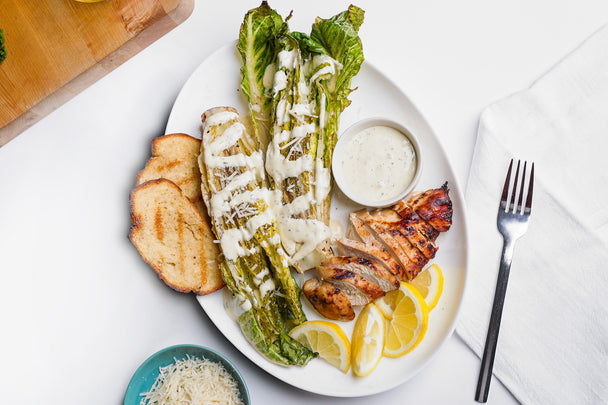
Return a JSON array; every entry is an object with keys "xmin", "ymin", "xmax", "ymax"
[
  {"xmin": 365, "ymin": 219, "xmax": 429, "ymax": 280},
  {"xmin": 346, "ymin": 213, "xmax": 404, "ymax": 276},
  {"xmin": 302, "ymin": 278, "xmax": 355, "ymax": 321},
  {"xmin": 406, "ymin": 182, "xmax": 453, "ymax": 232},
  {"xmin": 347, "ymin": 210, "xmax": 377, "ymax": 243},
  {"xmin": 369, "ymin": 209, "xmax": 437, "ymax": 260},
  {"xmin": 322, "ymin": 256, "xmax": 400, "ymax": 292},
  {"xmin": 392, "ymin": 201, "xmax": 439, "ymax": 242},
  {"xmin": 317, "ymin": 265, "xmax": 385, "ymax": 300},
  {"xmin": 335, "ymin": 238, "xmax": 405, "ymax": 279},
  {"xmin": 325, "ymin": 278, "xmax": 372, "ymax": 306},
  {"xmin": 356, "ymin": 211, "xmax": 423, "ymax": 280}
]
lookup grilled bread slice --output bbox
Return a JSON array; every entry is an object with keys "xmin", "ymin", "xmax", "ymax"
[
  {"xmin": 129, "ymin": 178, "xmax": 222, "ymax": 294},
  {"xmin": 136, "ymin": 133, "xmax": 206, "ymax": 216}
]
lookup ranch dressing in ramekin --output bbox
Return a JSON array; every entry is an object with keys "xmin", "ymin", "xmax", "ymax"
[
  {"xmin": 342, "ymin": 126, "xmax": 417, "ymax": 202},
  {"xmin": 332, "ymin": 119, "xmax": 422, "ymax": 207}
]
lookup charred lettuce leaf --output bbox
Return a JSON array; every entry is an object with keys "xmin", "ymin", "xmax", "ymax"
[
  {"xmin": 305, "ymin": 5, "xmax": 365, "ymax": 221},
  {"xmin": 237, "ymin": 3, "xmax": 365, "ymax": 270},
  {"xmin": 237, "ymin": 2, "xmax": 287, "ymax": 148},
  {"xmin": 310, "ymin": 5, "xmax": 365, "ymax": 160}
]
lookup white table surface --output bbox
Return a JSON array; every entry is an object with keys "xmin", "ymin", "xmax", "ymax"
[{"xmin": 1, "ymin": 1, "xmax": 606, "ymax": 404}]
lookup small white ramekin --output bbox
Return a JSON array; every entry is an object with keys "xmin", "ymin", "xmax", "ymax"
[{"xmin": 332, "ymin": 118, "xmax": 423, "ymax": 207}]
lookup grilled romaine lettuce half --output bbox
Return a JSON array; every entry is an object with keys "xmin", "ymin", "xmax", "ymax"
[
  {"xmin": 198, "ymin": 106, "xmax": 314, "ymax": 366},
  {"xmin": 237, "ymin": 2, "xmax": 287, "ymax": 150},
  {"xmin": 238, "ymin": 3, "xmax": 365, "ymax": 272}
]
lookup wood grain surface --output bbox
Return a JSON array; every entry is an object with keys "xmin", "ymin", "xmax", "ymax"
[{"xmin": 0, "ymin": 0, "xmax": 193, "ymax": 147}]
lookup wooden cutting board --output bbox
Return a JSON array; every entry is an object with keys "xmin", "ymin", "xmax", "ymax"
[{"xmin": 0, "ymin": 0, "xmax": 193, "ymax": 147}]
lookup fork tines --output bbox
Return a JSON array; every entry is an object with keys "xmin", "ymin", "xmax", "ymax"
[{"xmin": 500, "ymin": 159, "xmax": 534, "ymax": 215}]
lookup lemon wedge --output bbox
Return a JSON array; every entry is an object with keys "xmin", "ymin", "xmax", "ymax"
[
  {"xmin": 409, "ymin": 264, "xmax": 444, "ymax": 311},
  {"xmin": 351, "ymin": 303, "xmax": 385, "ymax": 376},
  {"xmin": 375, "ymin": 282, "xmax": 429, "ymax": 358},
  {"xmin": 289, "ymin": 321, "xmax": 351, "ymax": 373}
]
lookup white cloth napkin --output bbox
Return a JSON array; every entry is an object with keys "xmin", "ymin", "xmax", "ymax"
[{"xmin": 457, "ymin": 24, "xmax": 608, "ymax": 404}]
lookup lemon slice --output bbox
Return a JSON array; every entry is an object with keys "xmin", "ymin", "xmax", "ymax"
[
  {"xmin": 409, "ymin": 264, "xmax": 444, "ymax": 311},
  {"xmin": 351, "ymin": 303, "xmax": 385, "ymax": 376},
  {"xmin": 376, "ymin": 282, "xmax": 429, "ymax": 358},
  {"xmin": 289, "ymin": 321, "xmax": 351, "ymax": 373}
]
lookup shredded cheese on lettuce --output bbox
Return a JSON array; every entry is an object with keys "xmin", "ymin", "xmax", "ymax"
[{"xmin": 140, "ymin": 355, "xmax": 244, "ymax": 405}]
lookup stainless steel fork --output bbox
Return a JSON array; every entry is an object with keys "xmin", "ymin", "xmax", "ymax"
[{"xmin": 475, "ymin": 159, "xmax": 535, "ymax": 403}]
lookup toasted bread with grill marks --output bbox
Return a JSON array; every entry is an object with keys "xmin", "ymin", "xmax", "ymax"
[
  {"xmin": 136, "ymin": 133, "xmax": 206, "ymax": 216},
  {"xmin": 129, "ymin": 178, "xmax": 222, "ymax": 295}
]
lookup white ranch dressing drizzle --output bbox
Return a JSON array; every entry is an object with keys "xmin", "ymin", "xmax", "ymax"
[
  {"xmin": 276, "ymin": 216, "xmax": 331, "ymax": 261},
  {"xmin": 341, "ymin": 126, "xmax": 417, "ymax": 203},
  {"xmin": 202, "ymin": 110, "xmax": 277, "ymax": 303},
  {"xmin": 310, "ymin": 54, "xmax": 341, "ymax": 83},
  {"xmin": 263, "ymin": 52, "xmax": 342, "ymax": 267},
  {"xmin": 266, "ymin": 152, "xmax": 314, "ymax": 183},
  {"xmin": 206, "ymin": 123, "xmax": 245, "ymax": 154},
  {"xmin": 281, "ymin": 192, "xmax": 313, "ymax": 217},
  {"xmin": 244, "ymin": 209, "xmax": 274, "ymax": 237},
  {"xmin": 266, "ymin": 123, "xmax": 329, "ymax": 264},
  {"xmin": 275, "ymin": 99, "xmax": 290, "ymax": 126},
  {"xmin": 211, "ymin": 188, "xmax": 266, "ymax": 217},
  {"xmin": 277, "ymin": 49, "xmax": 298, "ymax": 69},
  {"xmin": 291, "ymin": 123, "xmax": 316, "ymax": 140},
  {"xmin": 203, "ymin": 151, "xmax": 263, "ymax": 170},
  {"xmin": 314, "ymin": 92, "xmax": 331, "ymax": 205},
  {"xmin": 219, "ymin": 229, "xmax": 249, "ymax": 260},
  {"xmin": 205, "ymin": 110, "xmax": 239, "ymax": 127},
  {"xmin": 208, "ymin": 172, "xmax": 255, "ymax": 216},
  {"xmin": 273, "ymin": 70, "xmax": 288, "ymax": 93}
]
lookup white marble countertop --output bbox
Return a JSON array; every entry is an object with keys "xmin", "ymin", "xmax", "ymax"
[{"xmin": 1, "ymin": 1, "xmax": 606, "ymax": 403}]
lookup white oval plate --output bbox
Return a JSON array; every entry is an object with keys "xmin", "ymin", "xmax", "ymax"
[{"xmin": 166, "ymin": 43, "xmax": 469, "ymax": 397}]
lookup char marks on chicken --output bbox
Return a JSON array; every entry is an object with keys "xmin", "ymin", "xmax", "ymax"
[
  {"xmin": 322, "ymin": 256, "xmax": 400, "ymax": 291},
  {"xmin": 406, "ymin": 182, "xmax": 453, "ymax": 232},
  {"xmin": 302, "ymin": 278, "xmax": 356, "ymax": 321},
  {"xmin": 335, "ymin": 237, "xmax": 405, "ymax": 280},
  {"xmin": 302, "ymin": 183, "xmax": 453, "ymax": 321},
  {"xmin": 317, "ymin": 265, "xmax": 386, "ymax": 300}
]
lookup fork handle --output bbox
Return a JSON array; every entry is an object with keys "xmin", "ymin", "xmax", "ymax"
[{"xmin": 475, "ymin": 238, "xmax": 515, "ymax": 403}]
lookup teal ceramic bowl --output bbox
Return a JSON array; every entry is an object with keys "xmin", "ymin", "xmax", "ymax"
[{"xmin": 124, "ymin": 344, "xmax": 250, "ymax": 405}]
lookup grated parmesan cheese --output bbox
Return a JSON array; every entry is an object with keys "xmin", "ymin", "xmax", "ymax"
[{"xmin": 140, "ymin": 355, "xmax": 245, "ymax": 405}]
